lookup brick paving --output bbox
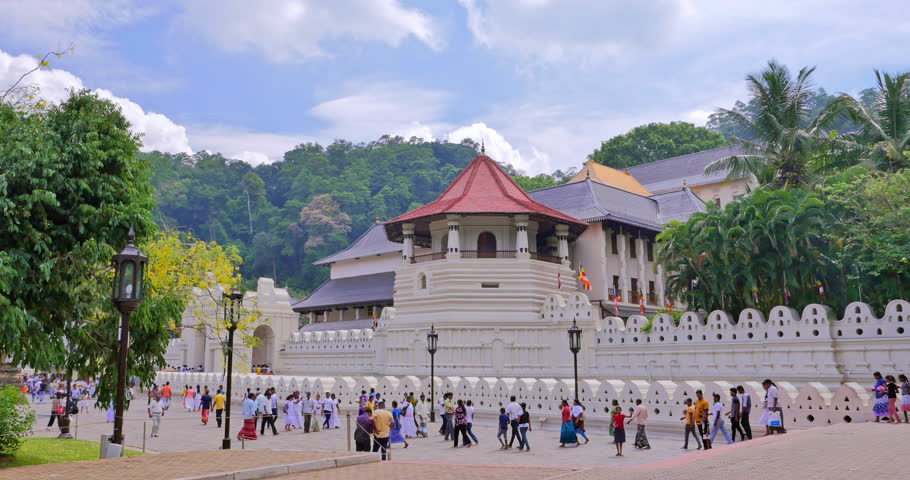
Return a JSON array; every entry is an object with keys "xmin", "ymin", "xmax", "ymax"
[{"xmin": 0, "ymin": 451, "xmax": 359, "ymax": 480}]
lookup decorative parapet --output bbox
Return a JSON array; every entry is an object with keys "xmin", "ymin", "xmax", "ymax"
[{"xmin": 285, "ymin": 328, "xmax": 375, "ymax": 352}]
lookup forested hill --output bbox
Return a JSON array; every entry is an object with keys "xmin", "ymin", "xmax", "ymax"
[{"xmin": 145, "ymin": 136, "xmax": 574, "ymax": 297}]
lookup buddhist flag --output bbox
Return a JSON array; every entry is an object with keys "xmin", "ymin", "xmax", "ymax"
[
  {"xmin": 816, "ymin": 275, "xmax": 825, "ymax": 297},
  {"xmin": 613, "ymin": 288, "xmax": 621, "ymax": 316},
  {"xmin": 639, "ymin": 290, "xmax": 645, "ymax": 314},
  {"xmin": 578, "ymin": 265, "xmax": 591, "ymax": 291},
  {"xmin": 371, "ymin": 309, "xmax": 377, "ymax": 329},
  {"xmin": 784, "ymin": 287, "xmax": 792, "ymax": 305},
  {"xmin": 665, "ymin": 295, "xmax": 673, "ymax": 314}
]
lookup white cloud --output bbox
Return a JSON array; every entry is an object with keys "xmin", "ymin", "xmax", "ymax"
[
  {"xmin": 175, "ymin": 0, "xmax": 442, "ymax": 63},
  {"xmin": 446, "ymin": 123, "xmax": 544, "ymax": 174},
  {"xmin": 0, "ymin": 49, "xmax": 191, "ymax": 154},
  {"xmin": 309, "ymin": 81, "xmax": 452, "ymax": 141},
  {"xmin": 187, "ymin": 125, "xmax": 311, "ymax": 166}
]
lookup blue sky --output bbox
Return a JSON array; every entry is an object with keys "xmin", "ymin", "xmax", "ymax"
[{"xmin": 1, "ymin": 0, "xmax": 907, "ymax": 174}]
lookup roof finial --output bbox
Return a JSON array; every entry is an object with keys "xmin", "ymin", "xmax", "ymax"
[
  {"xmin": 481, "ymin": 140, "xmax": 485, "ymax": 154},
  {"xmin": 375, "ymin": 216, "xmax": 381, "ymax": 224},
  {"xmin": 682, "ymin": 178, "xmax": 688, "ymax": 187},
  {"xmin": 585, "ymin": 168, "xmax": 590, "ymax": 179}
]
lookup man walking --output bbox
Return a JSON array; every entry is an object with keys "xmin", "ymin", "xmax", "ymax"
[
  {"xmin": 443, "ymin": 393, "xmax": 455, "ymax": 440},
  {"xmin": 710, "ymin": 393, "xmax": 733, "ymax": 445},
  {"xmin": 695, "ymin": 390, "xmax": 711, "ymax": 449},
  {"xmin": 323, "ymin": 391, "xmax": 333, "ymax": 429},
  {"xmin": 214, "ymin": 389, "xmax": 226, "ymax": 427},
  {"xmin": 763, "ymin": 379, "xmax": 785, "ymax": 434},
  {"xmin": 260, "ymin": 390, "xmax": 279, "ymax": 436},
  {"xmin": 148, "ymin": 394, "xmax": 165, "ymax": 437},
  {"xmin": 737, "ymin": 385, "xmax": 752, "ymax": 440},
  {"xmin": 728, "ymin": 387, "xmax": 746, "ymax": 442},
  {"xmin": 372, "ymin": 401, "xmax": 394, "ymax": 461},
  {"xmin": 161, "ymin": 382, "xmax": 172, "ymax": 410},
  {"xmin": 200, "ymin": 389, "xmax": 212, "ymax": 425},
  {"xmin": 302, "ymin": 392, "xmax": 313, "ymax": 433},
  {"xmin": 680, "ymin": 398, "xmax": 702, "ymax": 449},
  {"xmin": 255, "ymin": 390, "xmax": 268, "ymax": 433},
  {"xmin": 505, "ymin": 395, "xmax": 522, "ymax": 448},
  {"xmin": 629, "ymin": 399, "xmax": 650, "ymax": 449},
  {"xmin": 269, "ymin": 388, "xmax": 280, "ymax": 435}
]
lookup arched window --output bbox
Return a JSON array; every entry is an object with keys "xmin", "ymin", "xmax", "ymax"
[
  {"xmin": 477, "ymin": 232, "xmax": 496, "ymax": 257},
  {"xmin": 419, "ymin": 273, "xmax": 427, "ymax": 289}
]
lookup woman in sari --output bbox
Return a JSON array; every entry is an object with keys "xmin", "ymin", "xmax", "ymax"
[
  {"xmin": 329, "ymin": 394, "xmax": 342, "ymax": 429},
  {"xmin": 237, "ymin": 393, "xmax": 258, "ymax": 440},
  {"xmin": 871, "ymin": 372, "xmax": 888, "ymax": 422},
  {"xmin": 401, "ymin": 396, "xmax": 418, "ymax": 438},
  {"xmin": 390, "ymin": 400, "xmax": 409, "ymax": 448},
  {"xmin": 559, "ymin": 399, "xmax": 578, "ymax": 447}
]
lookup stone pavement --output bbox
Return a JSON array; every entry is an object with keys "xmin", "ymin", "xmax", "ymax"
[
  {"xmin": 28, "ymin": 400, "xmax": 695, "ymax": 466},
  {"xmin": 274, "ymin": 421, "xmax": 910, "ymax": 480},
  {"xmin": 0, "ymin": 451, "xmax": 372, "ymax": 480}
]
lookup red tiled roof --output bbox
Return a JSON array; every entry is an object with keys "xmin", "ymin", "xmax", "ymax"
[{"xmin": 386, "ymin": 154, "xmax": 587, "ymax": 227}]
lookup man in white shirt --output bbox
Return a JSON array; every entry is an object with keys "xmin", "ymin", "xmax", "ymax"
[
  {"xmin": 147, "ymin": 395, "xmax": 165, "ymax": 437},
  {"xmin": 259, "ymin": 390, "xmax": 279, "ymax": 436},
  {"xmin": 311, "ymin": 394, "xmax": 322, "ymax": 432},
  {"xmin": 709, "ymin": 393, "xmax": 733, "ymax": 444},
  {"xmin": 505, "ymin": 396, "xmax": 522, "ymax": 448},
  {"xmin": 628, "ymin": 399, "xmax": 650, "ymax": 449},
  {"xmin": 255, "ymin": 391, "xmax": 269, "ymax": 432},
  {"xmin": 737, "ymin": 385, "xmax": 753, "ymax": 440},
  {"xmin": 302, "ymin": 392, "xmax": 314, "ymax": 433}
]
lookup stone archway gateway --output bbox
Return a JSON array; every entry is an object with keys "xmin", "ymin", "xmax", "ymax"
[{"xmin": 252, "ymin": 324, "xmax": 275, "ymax": 368}]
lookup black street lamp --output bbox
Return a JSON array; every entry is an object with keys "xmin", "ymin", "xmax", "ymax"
[
  {"xmin": 567, "ymin": 319, "xmax": 582, "ymax": 402},
  {"xmin": 427, "ymin": 325, "xmax": 438, "ymax": 423},
  {"xmin": 221, "ymin": 287, "xmax": 243, "ymax": 450},
  {"xmin": 111, "ymin": 227, "xmax": 147, "ymax": 446}
]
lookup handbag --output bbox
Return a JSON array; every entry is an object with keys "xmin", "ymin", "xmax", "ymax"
[{"xmin": 768, "ymin": 411, "xmax": 782, "ymax": 427}]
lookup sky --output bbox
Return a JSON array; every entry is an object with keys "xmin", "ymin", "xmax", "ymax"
[{"xmin": 0, "ymin": 0, "xmax": 907, "ymax": 174}]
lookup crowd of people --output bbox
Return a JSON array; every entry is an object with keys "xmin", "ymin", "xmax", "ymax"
[{"xmin": 251, "ymin": 364, "xmax": 274, "ymax": 374}]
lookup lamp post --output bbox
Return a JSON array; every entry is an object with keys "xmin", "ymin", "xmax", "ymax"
[
  {"xmin": 221, "ymin": 287, "xmax": 243, "ymax": 450},
  {"xmin": 567, "ymin": 319, "xmax": 581, "ymax": 402},
  {"xmin": 111, "ymin": 228, "xmax": 147, "ymax": 446},
  {"xmin": 427, "ymin": 325, "xmax": 438, "ymax": 423}
]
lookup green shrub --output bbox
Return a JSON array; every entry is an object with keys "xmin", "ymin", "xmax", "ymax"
[{"xmin": 0, "ymin": 385, "xmax": 35, "ymax": 455}]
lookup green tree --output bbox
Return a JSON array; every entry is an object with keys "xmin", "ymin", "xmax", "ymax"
[
  {"xmin": 704, "ymin": 61, "xmax": 845, "ymax": 187},
  {"xmin": 0, "ymin": 386, "xmax": 35, "ymax": 455},
  {"xmin": 589, "ymin": 122, "xmax": 729, "ymax": 169},
  {"xmin": 831, "ymin": 71, "xmax": 910, "ymax": 172}
]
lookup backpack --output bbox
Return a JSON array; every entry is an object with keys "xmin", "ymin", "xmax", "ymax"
[{"xmin": 68, "ymin": 399, "xmax": 79, "ymax": 415}]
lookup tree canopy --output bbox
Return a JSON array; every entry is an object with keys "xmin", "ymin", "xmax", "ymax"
[{"xmin": 588, "ymin": 121, "xmax": 729, "ymax": 169}]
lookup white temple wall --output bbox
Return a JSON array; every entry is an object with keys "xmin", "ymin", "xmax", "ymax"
[{"xmin": 330, "ymin": 253, "xmax": 403, "ymax": 279}]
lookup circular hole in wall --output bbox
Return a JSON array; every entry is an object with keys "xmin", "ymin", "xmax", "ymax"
[
  {"xmin": 856, "ymin": 328, "xmax": 863, "ymax": 335},
  {"xmin": 806, "ymin": 415, "xmax": 814, "ymax": 422},
  {"xmin": 654, "ymin": 408, "xmax": 661, "ymax": 415},
  {"xmin": 777, "ymin": 331, "xmax": 784, "ymax": 337},
  {"xmin": 812, "ymin": 330, "xmax": 819, "ymax": 336},
  {"xmin": 843, "ymin": 415, "xmax": 852, "ymax": 423},
  {"xmin": 716, "ymin": 334, "xmax": 722, "ymax": 340},
  {"xmin": 633, "ymin": 337, "xmax": 639, "ymax": 343},
  {"xmin": 659, "ymin": 336, "xmax": 665, "ymax": 342},
  {"xmin": 747, "ymin": 332, "xmax": 754, "ymax": 339},
  {"xmin": 687, "ymin": 335, "xmax": 693, "ymax": 341},
  {"xmin": 898, "ymin": 327, "xmax": 905, "ymax": 334}
]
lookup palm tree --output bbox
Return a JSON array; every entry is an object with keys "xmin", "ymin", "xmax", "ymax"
[
  {"xmin": 831, "ymin": 71, "xmax": 910, "ymax": 172},
  {"xmin": 705, "ymin": 60, "xmax": 842, "ymax": 188}
]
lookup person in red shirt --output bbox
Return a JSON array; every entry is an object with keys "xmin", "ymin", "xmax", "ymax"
[
  {"xmin": 612, "ymin": 405, "xmax": 627, "ymax": 457},
  {"xmin": 161, "ymin": 382, "xmax": 172, "ymax": 410}
]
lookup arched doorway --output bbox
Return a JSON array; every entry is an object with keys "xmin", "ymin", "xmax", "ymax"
[
  {"xmin": 251, "ymin": 324, "xmax": 275, "ymax": 369},
  {"xmin": 477, "ymin": 232, "xmax": 496, "ymax": 258}
]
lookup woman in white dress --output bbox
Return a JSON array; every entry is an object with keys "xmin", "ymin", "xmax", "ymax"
[
  {"xmin": 283, "ymin": 395, "xmax": 296, "ymax": 431},
  {"xmin": 401, "ymin": 397, "xmax": 418, "ymax": 438},
  {"xmin": 416, "ymin": 396, "xmax": 429, "ymax": 437},
  {"xmin": 329, "ymin": 394, "xmax": 341, "ymax": 429},
  {"xmin": 293, "ymin": 395, "xmax": 304, "ymax": 429}
]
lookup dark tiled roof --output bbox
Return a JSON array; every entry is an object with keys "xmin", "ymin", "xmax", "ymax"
[
  {"xmin": 624, "ymin": 144, "xmax": 744, "ymax": 193},
  {"xmin": 314, "ymin": 224, "xmax": 401, "ymax": 266},
  {"xmin": 651, "ymin": 188, "xmax": 706, "ymax": 223},
  {"xmin": 290, "ymin": 271, "xmax": 394, "ymax": 312},
  {"xmin": 298, "ymin": 319, "xmax": 373, "ymax": 332},
  {"xmin": 529, "ymin": 179, "xmax": 705, "ymax": 231}
]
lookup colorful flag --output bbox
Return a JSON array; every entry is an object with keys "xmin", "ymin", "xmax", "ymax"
[
  {"xmin": 665, "ymin": 295, "xmax": 673, "ymax": 314},
  {"xmin": 370, "ymin": 309, "xmax": 377, "ymax": 329},
  {"xmin": 613, "ymin": 288, "xmax": 621, "ymax": 316},
  {"xmin": 816, "ymin": 275, "xmax": 825, "ymax": 297},
  {"xmin": 639, "ymin": 290, "xmax": 645, "ymax": 314},
  {"xmin": 557, "ymin": 267, "xmax": 562, "ymax": 291},
  {"xmin": 784, "ymin": 287, "xmax": 792, "ymax": 305},
  {"xmin": 578, "ymin": 265, "xmax": 591, "ymax": 291}
]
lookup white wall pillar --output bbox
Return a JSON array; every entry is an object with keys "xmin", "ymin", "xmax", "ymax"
[
  {"xmin": 402, "ymin": 222, "xmax": 415, "ymax": 262},
  {"xmin": 556, "ymin": 224, "xmax": 570, "ymax": 266},
  {"xmin": 619, "ymin": 230, "xmax": 629, "ymax": 300},
  {"xmin": 446, "ymin": 214, "xmax": 461, "ymax": 260},
  {"xmin": 657, "ymin": 264, "xmax": 666, "ymax": 303},
  {"xmin": 514, "ymin": 214, "xmax": 530, "ymax": 259},
  {"xmin": 637, "ymin": 236, "xmax": 646, "ymax": 301}
]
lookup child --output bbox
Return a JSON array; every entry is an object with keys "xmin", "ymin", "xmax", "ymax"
[
  {"xmin": 613, "ymin": 406, "xmax": 627, "ymax": 457},
  {"xmin": 886, "ymin": 375, "xmax": 902, "ymax": 424},
  {"xmin": 497, "ymin": 407, "xmax": 509, "ymax": 449},
  {"xmin": 900, "ymin": 374, "xmax": 910, "ymax": 424}
]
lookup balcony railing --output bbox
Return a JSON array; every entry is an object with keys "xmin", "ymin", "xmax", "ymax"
[
  {"xmin": 461, "ymin": 250, "xmax": 517, "ymax": 259},
  {"xmin": 529, "ymin": 252, "xmax": 562, "ymax": 264},
  {"xmin": 410, "ymin": 252, "xmax": 446, "ymax": 264}
]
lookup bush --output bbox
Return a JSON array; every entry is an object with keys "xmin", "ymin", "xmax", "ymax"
[{"xmin": 0, "ymin": 385, "xmax": 35, "ymax": 455}]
